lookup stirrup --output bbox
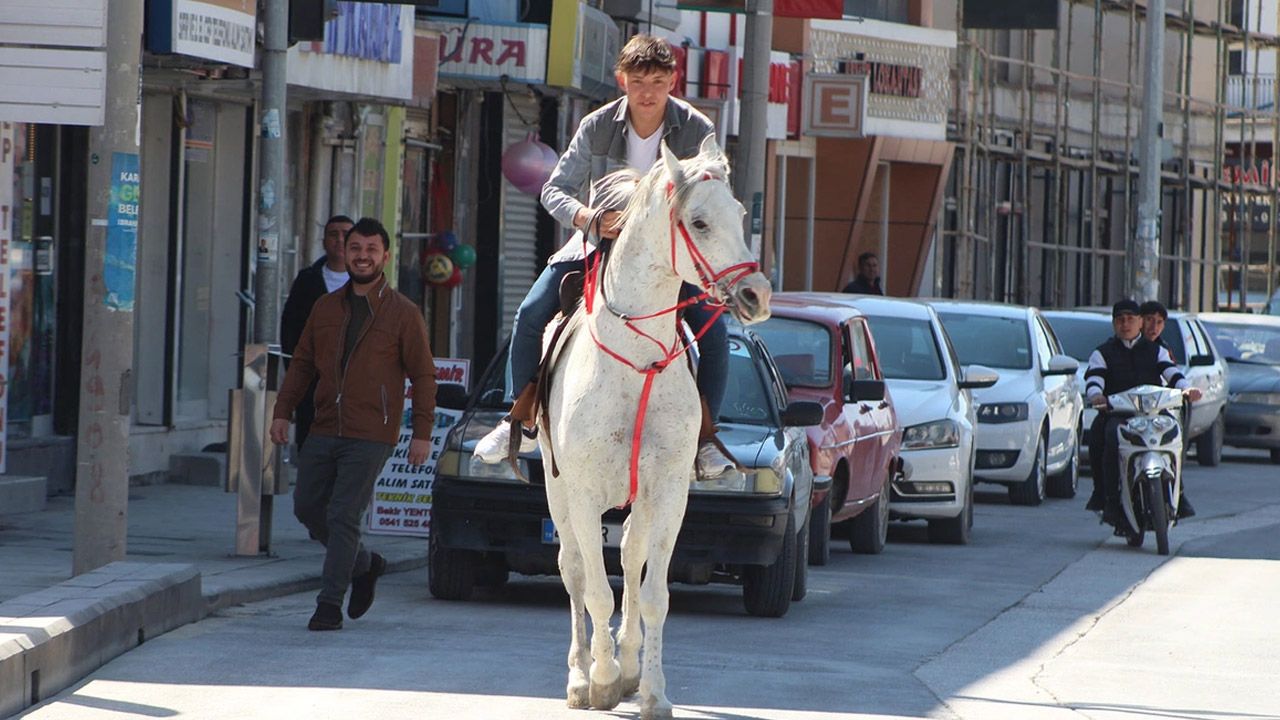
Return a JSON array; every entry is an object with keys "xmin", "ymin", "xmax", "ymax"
[{"xmin": 505, "ymin": 417, "xmax": 535, "ymax": 484}]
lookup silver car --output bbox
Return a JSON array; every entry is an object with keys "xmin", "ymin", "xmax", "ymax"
[{"xmin": 1043, "ymin": 310, "xmax": 1230, "ymax": 466}]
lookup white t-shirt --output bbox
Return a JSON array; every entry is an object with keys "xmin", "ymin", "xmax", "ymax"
[
  {"xmin": 322, "ymin": 265, "xmax": 349, "ymax": 293},
  {"xmin": 626, "ymin": 121, "xmax": 664, "ymax": 173}
]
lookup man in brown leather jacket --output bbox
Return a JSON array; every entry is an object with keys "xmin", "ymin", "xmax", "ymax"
[{"xmin": 270, "ymin": 217, "xmax": 437, "ymax": 631}]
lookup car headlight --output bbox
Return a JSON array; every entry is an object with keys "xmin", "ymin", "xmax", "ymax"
[
  {"xmin": 902, "ymin": 419, "xmax": 960, "ymax": 450},
  {"xmin": 440, "ymin": 449, "xmax": 529, "ymax": 484},
  {"xmin": 977, "ymin": 402, "xmax": 1029, "ymax": 424},
  {"xmin": 691, "ymin": 467, "xmax": 783, "ymax": 495},
  {"xmin": 1234, "ymin": 392, "xmax": 1280, "ymax": 406}
]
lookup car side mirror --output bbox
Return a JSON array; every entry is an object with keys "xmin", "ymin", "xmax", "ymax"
[
  {"xmin": 850, "ymin": 379, "xmax": 886, "ymax": 403},
  {"xmin": 1042, "ymin": 353, "xmax": 1079, "ymax": 376},
  {"xmin": 781, "ymin": 400, "xmax": 824, "ymax": 427},
  {"xmin": 959, "ymin": 364, "xmax": 999, "ymax": 390},
  {"xmin": 436, "ymin": 382, "xmax": 469, "ymax": 411},
  {"xmin": 1188, "ymin": 354, "xmax": 1214, "ymax": 367}
]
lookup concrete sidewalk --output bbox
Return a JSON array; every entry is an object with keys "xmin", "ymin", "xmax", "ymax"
[{"xmin": 0, "ymin": 483, "xmax": 429, "ymax": 612}]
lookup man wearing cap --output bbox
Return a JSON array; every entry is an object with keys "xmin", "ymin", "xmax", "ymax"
[{"xmin": 1083, "ymin": 300, "xmax": 1201, "ymax": 529}]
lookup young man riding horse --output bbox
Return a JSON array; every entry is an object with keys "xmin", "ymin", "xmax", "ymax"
[{"xmin": 475, "ymin": 34, "xmax": 735, "ymax": 479}]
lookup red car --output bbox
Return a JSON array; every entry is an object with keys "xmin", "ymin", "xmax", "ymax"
[{"xmin": 754, "ymin": 296, "xmax": 904, "ymax": 565}]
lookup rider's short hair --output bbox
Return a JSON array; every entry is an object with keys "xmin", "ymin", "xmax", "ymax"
[
  {"xmin": 616, "ymin": 34, "xmax": 677, "ymax": 75},
  {"xmin": 1139, "ymin": 300, "xmax": 1168, "ymax": 319},
  {"xmin": 857, "ymin": 252, "xmax": 878, "ymax": 269},
  {"xmin": 346, "ymin": 217, "xmax": 391, "ymax": 251}
]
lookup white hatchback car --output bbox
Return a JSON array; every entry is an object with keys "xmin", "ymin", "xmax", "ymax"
[
  {"xmin": 806, "ymin": 293, "xmax": 997, "ymax": 544},
  {"xmin": 928, "ymin": 301, "xmax": 1084, "ymax": 506}
]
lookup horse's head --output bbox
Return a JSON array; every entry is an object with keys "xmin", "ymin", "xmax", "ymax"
[{"xmin": 659, "ymin": 136, "xmax": 772, "ymax": 325}]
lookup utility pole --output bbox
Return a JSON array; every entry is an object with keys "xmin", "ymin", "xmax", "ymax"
[
  {"xmin": 73, "ymin": 0, "xmax": 143, "ymax": 574},
  {"xmin": 255, "ymin": 0, "xmax": 289, "ymax": 343},
  {"xmin": 1132, "ymin": 0, "xmax": 1166, "ymax": 302},
  {"xmin": 736, "ymin": 0, "xmax": 773, "ymax": 271}
]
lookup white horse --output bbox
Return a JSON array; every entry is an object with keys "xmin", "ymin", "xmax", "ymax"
[{"xmin": 538, "ymin": 135, "xmax": 773, "ymax": 720}]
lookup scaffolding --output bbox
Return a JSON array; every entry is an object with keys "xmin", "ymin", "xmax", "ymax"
[{"xmin": 943, "ymin": 0, "xmax": 1280, "ymax": 312}]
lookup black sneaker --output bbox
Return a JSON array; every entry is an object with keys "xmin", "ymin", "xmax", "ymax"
[
  {"xmin": 1085, "ymin": 493, "xmax": 1105, "ymax": 512},
  {"xmin": 308, "ymin": 601, "xmax": 343, "ymax": 631},
  {"xmin": 347, "ymin": 552, "xmax": 387, "ymax": 620},
  {"xmin": 1101, "ymin": 501, "xmax": 1126, "ymax": 529},
  {"xmin": 1176, "ymin": 495, "xmax": 1196, "ymax": 519}
]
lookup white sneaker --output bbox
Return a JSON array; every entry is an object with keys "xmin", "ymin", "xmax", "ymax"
[
  {"xmin": 695, "ymin": 442, "xmax": 735, "ymax": 479},
  {"xmin": 474, "ymin": 421, "xmax": 537, "ymax": 464}
]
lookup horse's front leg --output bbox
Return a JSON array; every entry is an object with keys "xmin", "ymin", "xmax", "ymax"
[
  {"xmin": 568, "ymin": 504, "xmax": 623, "ymax": 711},
  {"xmin": 618, "ymin": 512, "xmax": 650, "ymax": 698},
  {"xmin": 557, "ymin": 532, "xmax": 592, "ymax": 708},
  {"xmin": 638, "ymin": 488, "xmax": 689, "ymax": 720}
]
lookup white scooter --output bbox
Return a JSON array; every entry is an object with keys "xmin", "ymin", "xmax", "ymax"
[{"xmin": 1107, "ymin": 384, "xmax": 1189, "ymax": 555}]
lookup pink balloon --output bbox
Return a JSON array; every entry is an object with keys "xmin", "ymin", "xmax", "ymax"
[{"xmin": 502, "ymin": 136, "xmax": 556, "ymax": 192}]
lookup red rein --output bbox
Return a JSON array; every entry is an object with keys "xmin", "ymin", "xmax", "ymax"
[{"xmin": 583, "ymin": 179, "xmax": 758, "ymax": 508}]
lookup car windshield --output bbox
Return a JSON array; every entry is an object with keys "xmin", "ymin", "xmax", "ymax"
[
  {"xmin": 936, "ymin": 312, "xmax": 1032, "ymax": 370},
  {"xmin": 721, "ymin": 336, "xmax": 776, "ymax": 425},
  {"xmin": 863, "ymin": 316, "xmax": 946, "ymax": 380},
  {"xmin": 1200, "ymin": 321, "xmax": 1280, "ymax": 366},
  {"xmin": 1044, "ymin": 315, "xmax": 1112, "ymax": 360},
  {"xmin": 753, "ymin": 317, "xmax": 832, "ymax": 388}
]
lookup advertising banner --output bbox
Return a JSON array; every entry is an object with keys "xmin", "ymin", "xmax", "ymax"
[
  {"xmin": 148, "ymin": 0, "xmax": 257, "ymax": 68},
  {"xmin": 367, "ymin": 358, "xmax": 471, "ymax": 537}
]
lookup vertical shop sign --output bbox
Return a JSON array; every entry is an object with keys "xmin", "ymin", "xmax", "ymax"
[
  {"xmin": 104, "ymin": 152, "xmax": 139, "ymax": 311},
  {"xmin": 368, "ymin": 358, "xmax": 470, "ymax": 537},
  {"xmin": 0, "ymin": 123, "xmax": 13, "ymax": 471}
]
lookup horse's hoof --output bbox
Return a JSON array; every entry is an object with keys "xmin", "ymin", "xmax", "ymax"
[
  {"xmin": 589, "ymin": 677, "xmax": 623, "ymax": 711},
  {"xmin": 621, "ymin": 675, "xmax": 640, "ymax": 698},
  {"xmin": 566, "ymin": 682, "xmax": 590, "ymax": 709},
  {"xmin": 641, "ymin": 698, "xmax": 674, "ymax": 720}
]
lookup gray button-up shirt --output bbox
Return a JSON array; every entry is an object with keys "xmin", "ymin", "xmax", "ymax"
[{"xmin": 542, "ymin": 95, "xmax": 715, "ymax": 264}]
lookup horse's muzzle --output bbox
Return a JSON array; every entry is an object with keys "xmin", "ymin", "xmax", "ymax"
[{"xmin": 726, "ymin": 273, "xmax": 772, "ymax": 325}]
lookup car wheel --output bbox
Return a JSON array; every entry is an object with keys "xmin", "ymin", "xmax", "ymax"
[
  {"xmin": 1195, "ymin": 412, "xmax": 1224, "ymax": 467},
  {"xmin": 792, "ymin": 513, "xmax": 810, "ymax": 602},
  {"xmin": 928, "ymin": 478, "xmax": 973, "ymax": 545},
  {"xmin": 850, "ymin": 469, "xmax": 890, "ymax": 554},
  {"xmin": 808, "ymin": 488, "xmax": 832, "ymax": 566},
  {"xmin": 743, "ymin": 511, "xmax": 796, "ymax": 618},
  {"xmin": 1047, "ymin": 452, "xmax": 1079, "ymax": 499},
  {"xmin": 428, "ymin": 526, "xmax": 476, "ymax": 601},
  {"xmin": 1009, "ymin": 434, "xmax": 1047, "ymax": 506}
]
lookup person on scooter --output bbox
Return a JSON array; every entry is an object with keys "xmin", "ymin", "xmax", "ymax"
[
  {"xmin": 1084, "ymin": 300, "xmax": 1201, "ymax": 529},
  {"xmin": 1140, "ymin": 300, "xmax": 1176, "ymax": 361}
]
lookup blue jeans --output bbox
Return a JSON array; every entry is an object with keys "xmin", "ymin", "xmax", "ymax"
[{"xmin": 508, "ymin": 259, "xmax": 728, "ymax": 419}]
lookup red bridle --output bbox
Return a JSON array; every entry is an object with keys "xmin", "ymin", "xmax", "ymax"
[{"xmin": 580, "ymin": 174, "xmax": 759, "ymax": 508}]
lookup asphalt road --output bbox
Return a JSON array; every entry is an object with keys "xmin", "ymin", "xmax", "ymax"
[{"xmin": 17, "ymin": 451, "xmax": 1280, "ymax": 720}]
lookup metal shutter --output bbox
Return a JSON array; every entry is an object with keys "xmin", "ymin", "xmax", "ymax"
[{"xmin": 498, "ymin": 93, "xmax": 541, "ymax": 341}]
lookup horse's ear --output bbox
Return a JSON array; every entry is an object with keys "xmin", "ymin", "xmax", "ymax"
[
  {"xmin": 660, "ymin": 140, "xmax": 684, "ymax": 189},
  {"xmin": 698, "ymin": 133, "xmax": 722, "ymax": 159}
]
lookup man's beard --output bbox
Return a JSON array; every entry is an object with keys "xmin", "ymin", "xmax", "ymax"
[{"xmin": 349, "ymin": 265, "xmax": 382, "ymax": 284}]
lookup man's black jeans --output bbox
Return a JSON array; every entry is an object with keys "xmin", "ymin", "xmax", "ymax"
[
  {"xmin": 1088, "ymin": 413, "xmax": 1126, "ymax": 506},
  {"xmin": 294, "ymin": 434, "xmax": 393, "ymax": 607}
]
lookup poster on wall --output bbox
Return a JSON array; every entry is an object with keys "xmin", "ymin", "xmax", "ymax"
[
  {"xmin": 0, "ymin": 123, "xmax": 14, "ymax": 472},
  {"xmin": 367, "ymin": 358, "xmax": 471, "ymax": 537}
]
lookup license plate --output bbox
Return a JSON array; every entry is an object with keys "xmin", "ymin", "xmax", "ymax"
[{"xmin": 541, "ymin": 518, "xmax": 624, "ymax": 548}]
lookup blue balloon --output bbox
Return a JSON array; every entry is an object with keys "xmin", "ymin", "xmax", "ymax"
[{"xmin": 437, "ymin": 231, "xmax": 459, "ymax": 252}]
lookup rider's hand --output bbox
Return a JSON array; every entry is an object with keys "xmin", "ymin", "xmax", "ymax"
[
  {"xmin": 1090, "ymin": 395, "xmax": 1110, "ymax": 410},
  {"xmin": 269, "ymin": 418, "xmax": 291, "ymax": 446},
  {"xmin": 577, "ymin": 208, "xmax": 622, "ymax": 239},
  {"xmin": 1185, "ymin": 387, "xmax": 1203, "ymax": 402}
]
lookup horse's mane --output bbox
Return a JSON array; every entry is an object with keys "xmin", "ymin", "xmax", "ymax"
[{"xmin": 613, "ymin": 148, "xmax": 731, "ymax": 232}]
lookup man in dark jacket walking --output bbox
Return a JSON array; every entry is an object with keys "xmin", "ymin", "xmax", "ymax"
[
  {"xmin": 270, "ymin": 218, "xmax": 437, "ymax": 631},
  {"xmin": 280, "ymin": 214, "xmax": 353, "ymax": 448},
  {"xmin": 842, "ymin": 252, "xmax": 884, "ymax": 295}
]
